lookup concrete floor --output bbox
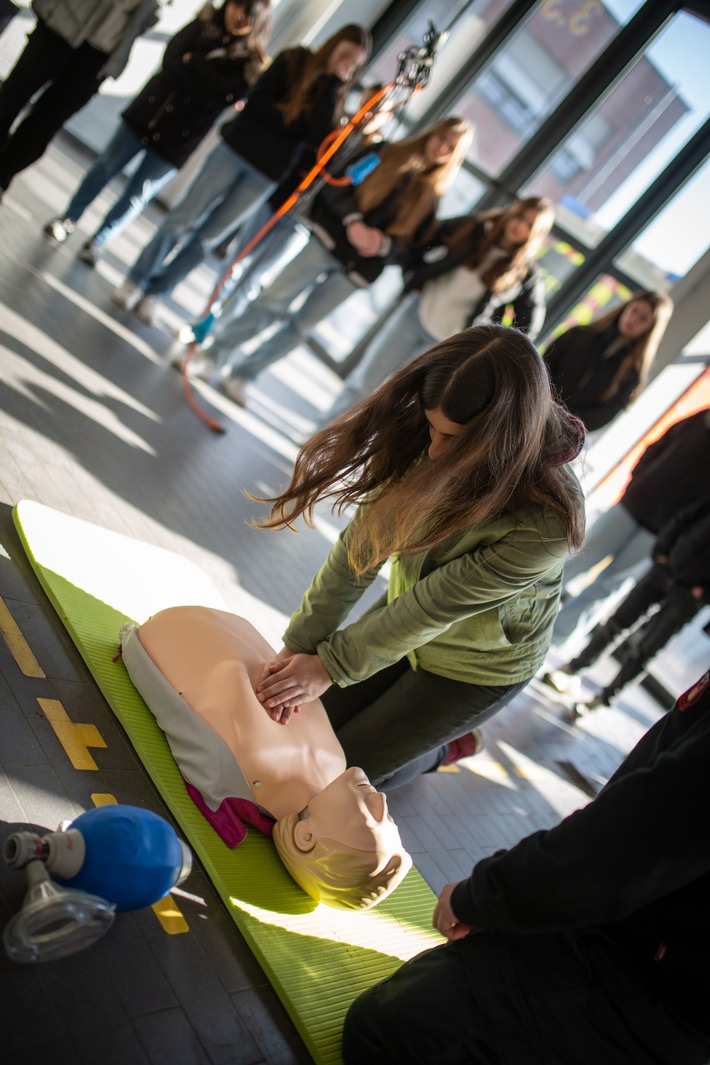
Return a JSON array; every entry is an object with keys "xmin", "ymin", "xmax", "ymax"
[{"xmin": 0, "ymin": 134, "xmax": 703, "ymax": 1065}]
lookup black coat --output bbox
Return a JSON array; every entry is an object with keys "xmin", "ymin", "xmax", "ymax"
[
  {"xmin": 402, "ymin": 216, "xmax": 546, "ymax": 341},
  {"xmin": 122, "ymin": 6, "xmax": 257, "ymax": 169},
  {"xmin": 220, "ymin": 49, "xmax": 343, "ymax": 182},
  {"xmin": 654, "ymin": 497, "xmax": 710, "ymax": 588},
  {"xmin": 622, "ymin": 409, "xmax": 710, "ymax": 533},
  {"xmin": 451, "ymin": 671, "xmax": 710, "ymax": 1039},
  {"xmin": 543, "ymin": 323, "xmax": 638, "ymax": 431},
  {"xmin": 306, "ymin": 143, "xmax": 438, "ymax": 286}
]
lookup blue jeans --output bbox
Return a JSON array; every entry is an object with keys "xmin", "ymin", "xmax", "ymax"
[
  {"xmin": 200, "ymin": 208, "xmax": 308, "ymax": 330},
  {"xmin": 127, "ymin": 141, "xmax": 275, "ymax": 297},
  {"xmin": 209, "ymin": 234, "xmax": 357, "ymax": 381},
  {"xmin": 65, "ymin": 122, "xmax": 176, "ymax": 247},
  {"xmin": 322, "ymin": 291, "xmax": 436, "ymax": 423}
]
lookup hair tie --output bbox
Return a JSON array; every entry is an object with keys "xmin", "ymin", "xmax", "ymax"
[{"xmin": 549, "ymin": 412, "xmax": 586, "ymax": 467}]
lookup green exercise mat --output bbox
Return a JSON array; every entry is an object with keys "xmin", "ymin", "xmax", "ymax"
[{"xmin": 14, "ymin": 500, "xmax": 441, "ymax": 1065}]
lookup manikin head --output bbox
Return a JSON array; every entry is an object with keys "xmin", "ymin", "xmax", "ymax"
[{"xmin": 272, "ymin": 767, "xmax": 412, "ymax": 910}]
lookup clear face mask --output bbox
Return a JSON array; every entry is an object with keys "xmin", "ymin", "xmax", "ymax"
[{"xmin": 2, "ymin": 834, "xmax": 116, "ymax": 964}]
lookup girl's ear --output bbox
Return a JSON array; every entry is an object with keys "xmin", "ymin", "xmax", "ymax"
[{"xmin": 293, "ymin": 819, "xmax": 318, "ymax": 852}]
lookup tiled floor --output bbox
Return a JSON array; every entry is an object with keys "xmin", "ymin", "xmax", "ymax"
[{"xmin": 0, "ymin": 135, "xmax": 702, "ymax": 1064}]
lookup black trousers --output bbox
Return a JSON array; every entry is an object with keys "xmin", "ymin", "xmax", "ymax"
[
  {"xmin": 343, "ymin": 928, "xmax": 710, "ymax": 1065},
  {"xmin": 570, "ymin": 563, "xmax": 704, "ymax": 700},
  {"xmin": 0, "ymin": 19, "xmax": 106, "ymax": 189},
  {"xmin": 321, "ymin": 658, "xmax": 526, "ymax": 789}
]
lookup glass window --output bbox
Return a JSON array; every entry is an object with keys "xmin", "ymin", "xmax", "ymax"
[
  {"xmin": 524, "ymin": 11, "xmax": 710, "ymax": 256},
  {"xmin": 614, "ymin": 155, "xmax": 710, "ymax": 289},
  {"xmin": 437, "ymin": 168, "xmax": 487, "ymax": 218},
  {"xmin": 448, "ymin": 0, "xmax": 644, "ymax": 174},
  {"xmin": 367, "ymin": 0, "xmax": 514, "ymax": 120},
  {"xmin": 535, "ymin": 232, "xmax": 587, "ymax": 307}
]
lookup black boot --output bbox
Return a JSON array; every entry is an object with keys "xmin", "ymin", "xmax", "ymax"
[{"xmin": 568, "ymin": 621, "xmax": 622, "ymax": 672}]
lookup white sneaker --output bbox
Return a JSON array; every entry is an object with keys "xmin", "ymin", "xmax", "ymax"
[
  {"xmin": 173, "ymin": 322, "xmax": 197, "ymax": 345},
  {"xmin": 112, "ymin": 280, "xmax": 143, "ymax": 311},
  {"xmin": 135, "ymin": 294, "xmax": 158, "ymax": 326},
  {"xmin": 218, "ymin": 376, "xmax": 249, "ymax": 407},
  {"xmin": 44, "ymin": 217, "xmax": 74, "ymax": 243}
]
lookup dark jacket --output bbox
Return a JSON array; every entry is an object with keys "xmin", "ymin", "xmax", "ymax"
[
  {"xmin": 306, "ymin": 143, "xmax": 439, "ymax": 286},
  {"xmin": 654, "ymin": 498, "xmax": 710, "ymax": 589},
  {"xmin": 402, "ymin": 216, "xmax": 546, "ymax": 341},
  {"xmin": 451, "ymin": 671, "xmax": 710, "ymax": 1038},
  {"xmin": 220, "ymin": 48, "xmax": 343, "ymax": 182},
  {"xmin": 543, "ymin": 322, "xmax": 638, "ymax": 431},
  {"xmin": 122, "ymin": 6, "xmax": 258, "ymax": 169},
  {"xmin": 622, "ymin": 409, "xmax": 710, "ymax": 533}
]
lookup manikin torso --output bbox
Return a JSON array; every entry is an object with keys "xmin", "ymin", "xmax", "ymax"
[{"xmin": 136, "ymin": 606, "xmax": 346, "ymax": 822}]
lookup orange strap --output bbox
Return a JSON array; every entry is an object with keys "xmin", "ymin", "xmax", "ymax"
[{"xmin": 183, "ymin": 83, "xmax": 395, "ymax": 432}]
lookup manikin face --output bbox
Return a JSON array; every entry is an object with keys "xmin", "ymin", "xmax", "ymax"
[
  {"xmin": 425, "ymin": 407, "xmax": 465, "ymax": 460},
  {"xmin": 424, "ymin": 129, "xmax": 462, "ymax": 167},
  {"xmin": 225, "ymin": 2, "xmax": 253, "ymax": 36},
  {"xmin": 502, "ymin": 208, "xmax": 539, "ymax": 250},
  {"xmin": 327, "ymin": 41, "xmax": 367, "ymax": 82},
  {"xmin": 297, "ymin": 766, "xmax": 398, "ymax": 853},
  {"xmin": 618, "ymin": 299, "xmax": 655, "ymax": 341}
]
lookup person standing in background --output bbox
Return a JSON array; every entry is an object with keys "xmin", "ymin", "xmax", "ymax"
[
  {"xmin": 543, "ymin": 291, "xmax": 673, "ymax": 433},
  {"xmin": 319, "ymin": 195, "xmax": 554, "ymax": 425},
  {"xmin": 112, "ymin": 23, "xmax": 371, "ymax": 326},
  {"xmin": 551, "ymin": 407, "xmax": 710, "ymax": 648},
  {"xmin": 43, "ymin": 0, "xmax": 272, "ymax": 267},
  {"xmin": 200, "ymin": 116, "xmax": 473, "ymax": 407},
  {"xmin": 546, "ymin": 497, "xmax": 710, "ymax": 717},
  {"xmin": 0, "ymin": 0, "xmax": 164, "ymax": 196}
]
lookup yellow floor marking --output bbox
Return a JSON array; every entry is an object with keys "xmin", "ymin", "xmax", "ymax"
[
  {"xmin": 90, "ymin": 794, "xmax": 189, "ymax": 933},
  {"xmin": 0, "ymin": 596, "xmax": 45, "ymax": 677},
  {"xmin": 37, "ymin": 697, "xmax": 107, "ymax": 770},
  {"xmin": 151, "ymin": 895, "xmax": 189, "ymax": 934}
]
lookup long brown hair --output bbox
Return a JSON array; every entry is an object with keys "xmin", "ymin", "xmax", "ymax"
[
  {"xmin": 278, "ymin": 25, "xmax": 371, "ymax": 126},
  {"xmin": 253, "ymin": 327, "xmax": 585, "ymax": 575},
  {"xmin": 354, "ymin": 117, "xmax": 472, "ymax": 243},
  {"xmin": 447, "ymin": 196, "xmax": 554, "ymax": 293},
  {"xmin": 586, "ymin": 290, "xmax": 674, "ymax": 402}
]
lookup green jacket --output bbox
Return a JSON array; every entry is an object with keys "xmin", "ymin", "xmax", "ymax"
[{"xmin": 283, "ymin": 490, "xmax": 581, "ymax": 687}]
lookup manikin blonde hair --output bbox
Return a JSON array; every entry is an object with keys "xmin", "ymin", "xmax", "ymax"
[{"xmin": 272, "ymin": 812, "xmax": 412, "ymax": 910}]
